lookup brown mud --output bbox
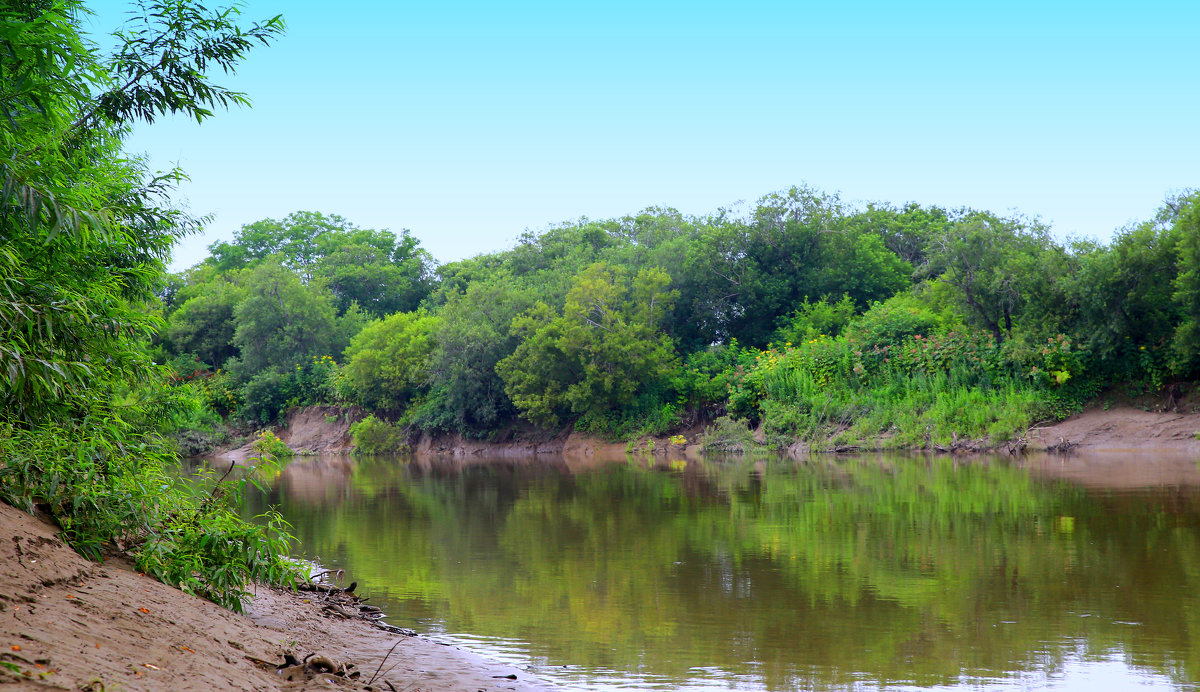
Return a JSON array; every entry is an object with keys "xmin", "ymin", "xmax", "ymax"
[{"xmin": 0, "ymin": 501, "xmax": 552, "ymax": 691}]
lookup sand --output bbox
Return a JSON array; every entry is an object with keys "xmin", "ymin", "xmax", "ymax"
[{"xmin": 0, "ymin": 502, "xmax": 554, "ymax": 691}]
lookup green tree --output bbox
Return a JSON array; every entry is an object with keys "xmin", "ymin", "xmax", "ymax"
[
  {"xmin": 314, "ymin": 227, "xmax": 434, "ymax": 316},
  {"xmin": 846, "ymin": 201, "xmax": 951, "ymax": 267},
  {"xmin": 675, "ymin": 187, "xmax": 910, "ymax": 348},
  {"xmin": 208, "ymin": 211, "xmax": 434, "ymax": 315},
  {"xmin": 208, "ymin": 210, "xmax": 347, "ymax": 276},
  {"xmin": 497, "ymin": 263, "xmax": 678, "ymax": 427},
  {"xmin": 164, "ymin": 270, "xmax": 247, "ymax": 368},
  {"xmin": 417, "ymin": 276, "xmax": 536, "ymax": 433},
  {"xmin": 924, "ymin": 213, "xmax": 1055, "ymax": 344},
  {"xmin": 229, "ymin": 260, "xmax": 344, "ymax": 376},
  {"xmin": 342, "ymin": 310, "xmax": 440, "ymax": 411},
  {"xmin": 1169, "ymin": 192, "xmax": 1200, "ymax": 375}
]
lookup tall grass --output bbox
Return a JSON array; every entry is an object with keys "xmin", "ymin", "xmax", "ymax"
[{"xmin": 754, "ymin": 342, "xmax": 1048, "ymax": 450}]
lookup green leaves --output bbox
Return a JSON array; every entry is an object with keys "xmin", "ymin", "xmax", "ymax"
[
  {"xmin": 96, "ymin": 1, "xmax": 284, "ymax": 129},
  {"xmin": 497, "ymin": 263, "xmax": 679, "ymax": 430},
  {"xmin": 342, "ymin": 309, "xmax": 440, "ymax": 412},
  {"xmin": 0, "ymin": 0, "xmax": 297, "ymax": 613}
]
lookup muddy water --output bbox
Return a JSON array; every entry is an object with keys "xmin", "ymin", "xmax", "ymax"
[{"xmin": 244, "ymin": 452, "xmax": 1200, "ymax": 691}]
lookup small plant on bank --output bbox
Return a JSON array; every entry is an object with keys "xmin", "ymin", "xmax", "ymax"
[{"xmin": 252, "ymin": 430, "xmax": 295, "ymax": 459}]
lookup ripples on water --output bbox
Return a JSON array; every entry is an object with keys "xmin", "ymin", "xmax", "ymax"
[{"xmin": 241, "ymin": 452, "xmax": 1200, "ymax": 691}]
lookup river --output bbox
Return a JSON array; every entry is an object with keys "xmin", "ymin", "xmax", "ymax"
[{"xmin": 242, "ymin": 451, "xmax": 1200, "ymax": 691}]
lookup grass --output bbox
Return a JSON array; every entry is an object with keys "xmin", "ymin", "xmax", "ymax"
[{"xmin": 756, "ymin": 367, "xmax": 1045, "ymax": 451}]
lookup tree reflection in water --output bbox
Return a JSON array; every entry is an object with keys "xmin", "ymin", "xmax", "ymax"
[{"xmin": 246, "ymin": 453, "xmax": 1200, "ymax": 691}]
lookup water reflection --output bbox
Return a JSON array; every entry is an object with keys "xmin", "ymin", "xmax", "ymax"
[{"xmin": 244, "ymin": 453, "xmax": 1200, "ymax": 691}]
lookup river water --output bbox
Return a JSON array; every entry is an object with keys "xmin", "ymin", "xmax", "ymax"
[{"xmin": 242, "ymin": 452, "xmax": 1200, "ymax": 691}]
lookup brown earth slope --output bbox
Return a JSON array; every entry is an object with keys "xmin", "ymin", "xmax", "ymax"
[
  {"xmin": 1029, "ymin": 404, "xmax": 1200, "ymax": 454},
  {"xmin": 0, "ymin": 502, "xmax": 552, "ymax": 691}
]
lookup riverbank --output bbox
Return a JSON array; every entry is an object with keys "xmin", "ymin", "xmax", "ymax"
[
  {"xmin": 1028, "ymin": 404, "xmax": 1200, "ymax": 454},
  {"xmin": 0, "ymin": 501, "xmax": 553, "ymax": 691},
  {"xmin": 208, "ymin": 401, "xmax": 1200, "ymax": 465}
]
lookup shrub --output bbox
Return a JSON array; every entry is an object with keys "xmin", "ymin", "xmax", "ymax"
[
  {"xmin": 252, "ymin": 430, "xmax": 294, "ymax": 460},
  {"xmin": 0, "ymin": 419, "xmax": 302, "ymax": 612},
  {"xmin": 350, "ymin": 415, "xmax": 408, "ymax": 454},
  {"xmin": 240, "ymin": 368, "xmax": 293, "ymax": 423},
  {"xmin": 700, "ymin": 416, "xmax": 757, "ymax": 453},
  {"xmin": 845, "ymin": 296, "xmax": 942, "ymax": 368},
  {"xmin": 772, "ymin": 294, "xmax": 856, "ymax": 345}
]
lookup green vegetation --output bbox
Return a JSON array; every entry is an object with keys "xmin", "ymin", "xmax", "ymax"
[
  {"xmin": 349, "ymin": 415, "xmax": 408, "ymax": 455},
  {"xmin": 0, "ymin": 0, "xmax": 301, "ymax": 611},
  {"xmin": 154, "ymin": 179, "xmax": 1199, "ymax": 448}
]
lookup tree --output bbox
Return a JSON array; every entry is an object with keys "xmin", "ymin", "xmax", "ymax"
[
  {"xmin": 675, "ymin": 187, "xmax": 909, "ymax": 348},
  {"xmin": 229, "ymin": 260, "xmax": 341, "ymax": 376},
  {"xmin": 417, "ymin": 275, "xmax": 536, "ymax": 433},
  {"xmin": 497, "ymin": 263, "xmax": 678, "ymax": 427},
  {"xmin": 166, "ymin": 279, "xmax": 246, "ymax": 368},
  {"xmin": 846, "ymin": 202, "xmax": 951, "ymax": 268},
  {"xmin": 208, "ymin": 211, "xmax": 435, "ymax": 315},
  {"xmin": 342, "ymin": 310, "xmax": 440, "ymax": 411},
  {"xmin": 924, "ymin": 213, "xmax": 1055, "ymax": 344},
  {"xmin": 1169, "ymin": 192, "xmax": 1200, "ymax": 375},
  {"xmin": 314, "ymin": 227, "xmax": 434, "ymax": 316},
  {"xmin": 208, "ymin": 211, "xmax": 347, "ymax": 276},
  {"xmin": 0, "ymin": 0, "xmax": 296, "ymax": 611}
]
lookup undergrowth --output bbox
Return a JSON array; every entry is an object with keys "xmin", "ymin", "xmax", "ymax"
[{"xmin": 0, "ymin": 413, "xmax": 302, "ymax": 613}]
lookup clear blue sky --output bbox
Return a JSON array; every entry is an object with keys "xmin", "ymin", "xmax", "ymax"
[{"xmin": 84, "ymin": 0, "xmax": 1199, "ymax": 271}]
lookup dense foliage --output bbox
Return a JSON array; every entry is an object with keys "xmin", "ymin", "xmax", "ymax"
[
  {"xmin": 157, "ymin": 177, "xmax": 1199, "ymax": 449},
  {"xmin": 0, "ymin": 0, "xmax": 300, "ymax": 610}
]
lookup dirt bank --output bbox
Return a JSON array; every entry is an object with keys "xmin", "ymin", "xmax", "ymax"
[
  {"xmin": 213, "ymin": 401, "xmax": 1200, "ymax": 468},
  {"xmin": 0, "ymin": 502, "xmax": 553, "ymax": 691},
  {"xmin": 212, "ymin": 405, "xmax": 366, "ymax": 467},
  {"xmin": 1028, "ymin": 404, "xmax": 1200, "ymax": 454},
  {"xmin": 212, "ymin": 405, "xmax": 678, "ymax": 465}
]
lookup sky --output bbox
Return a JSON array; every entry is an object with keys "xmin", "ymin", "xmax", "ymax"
[{"xmin": 83, "ymin": 0, "xmax": 1200, "ymax": 272}]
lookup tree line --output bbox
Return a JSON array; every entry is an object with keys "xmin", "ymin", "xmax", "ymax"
[{"xmin": 156, "ymin": 185, "xmax": 1200, "ymax": 449}]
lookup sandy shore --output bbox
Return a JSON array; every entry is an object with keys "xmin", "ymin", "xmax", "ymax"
[{"xmin": 0, "ymin": 502, "xmax": 554, "ymax": 691}]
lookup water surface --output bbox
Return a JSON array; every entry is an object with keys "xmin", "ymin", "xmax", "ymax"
[{"xmin": 244, "ymin": 452, "xmax": 1200, "ymax": 691}]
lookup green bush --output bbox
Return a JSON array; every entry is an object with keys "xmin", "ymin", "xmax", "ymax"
[
  {"xmin": 845, "ymin": 296, "xmax": 943, "ymax": 368},
  {"xmin": 0, "ymin": 418, "xmax": 301, "ymax": 612},
  {"xmin": 350, "ymin": 415, "xmax": 409, "ymax": 454},
  {"xmin": 252, "ymin": 429, "xmax": 294, "ymax": 460},
  {"xmin": 239, "ymin": 368, "xmax": 293, "ymax": 423},
  {"xmin": 772, "ymin": 294, "xmax": 856, "ymax": 346}
]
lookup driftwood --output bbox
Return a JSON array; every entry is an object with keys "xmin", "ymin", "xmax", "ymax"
[
  {"xmin": 297, "ymin": 580, "xmax": 357, "ymax": 594},
  {"xmin": 300, "ymin": 576, "xmax": 418, "ymax": 638},
  {"xmin": 1046, "ymin": 436, "xmax": 1077, "ymax": 454}
]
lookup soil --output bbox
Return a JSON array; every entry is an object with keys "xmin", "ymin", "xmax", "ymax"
[
  {"xmin": 211, "ymin": 405, "xmax": 366, "ymax": 467},
  {"xmin": 1029, "ymin": 404, "xmax": 1200, "ymax": 454},
  {"xmin": 0, "ymin": 502, "xmax": 553, "ymax": 691},
  {"xmin": 215, "ymin": 399, "xmax": 1200, "ymax": 465}
]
